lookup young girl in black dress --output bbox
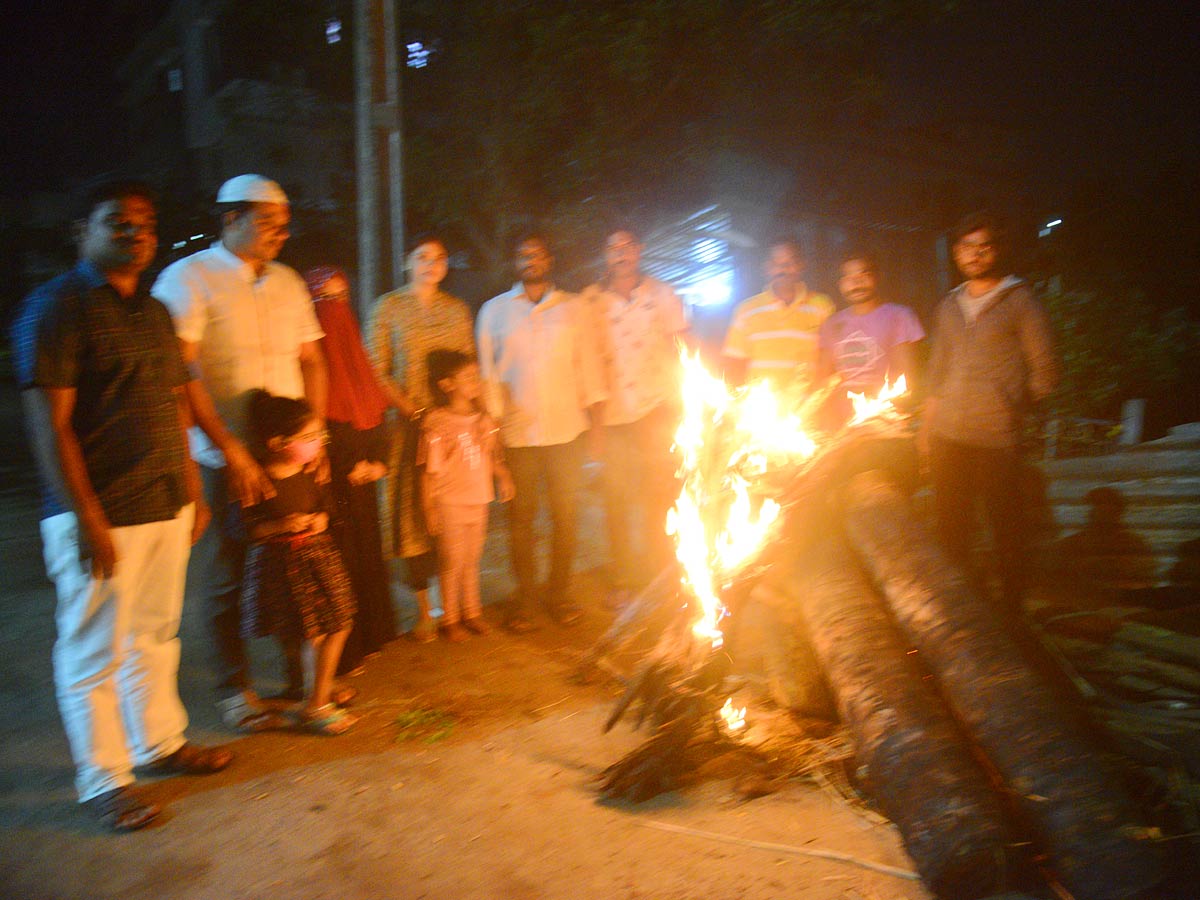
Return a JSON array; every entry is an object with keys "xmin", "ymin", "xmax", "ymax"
[{"xmin": 241, "ymin": 390, "xmax": 357, "ymax": 735}]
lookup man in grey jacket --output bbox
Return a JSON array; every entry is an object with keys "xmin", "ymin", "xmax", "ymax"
[{"xmin": 922, "ymin": 211, "xmax": 1060, "ymax": 616}]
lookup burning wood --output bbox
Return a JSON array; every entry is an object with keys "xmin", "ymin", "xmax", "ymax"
[{"xmin": 594, "ymin": 352, "xmax": 1167, "ymax": 900}]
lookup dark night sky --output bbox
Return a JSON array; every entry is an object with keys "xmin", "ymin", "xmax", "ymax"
[{"xmin": 4, "ymin": 1, "xmax": 1196, "ymax": 293}]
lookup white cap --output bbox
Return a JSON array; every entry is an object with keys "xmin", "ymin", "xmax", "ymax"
[{"xmin": 216, "ymin": 174, "xmax": 289, "ymax": 205}]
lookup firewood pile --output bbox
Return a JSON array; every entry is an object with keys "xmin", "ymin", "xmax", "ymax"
[
  {"xmin": 1033, "ymin": 602, "xmax": 1200, "ymax": 837},
  {"xmin": 585, "ymin": 424, "xmax": 1187, "ymax": 900}
]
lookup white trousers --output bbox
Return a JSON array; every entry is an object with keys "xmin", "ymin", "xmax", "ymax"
[{"xmin": 41, "ymin": 505, "xmax": 194, "ymax": 802}]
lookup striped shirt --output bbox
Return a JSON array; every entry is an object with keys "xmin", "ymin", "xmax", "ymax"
[{"xmin": 722, "ymin": 287, "xmax": 835, "ymax": 385}]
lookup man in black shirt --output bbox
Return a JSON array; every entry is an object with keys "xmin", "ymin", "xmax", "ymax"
[{"xmin": 11, "ymin": 180, "xmax": 233, "ymax": 832}]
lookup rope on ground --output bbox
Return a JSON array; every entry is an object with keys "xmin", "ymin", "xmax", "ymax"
[{"xmin": 635, "ymin": 819, "xmax": 920, "ymax": 881}]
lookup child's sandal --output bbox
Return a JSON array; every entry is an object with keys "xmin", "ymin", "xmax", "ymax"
[{"xmin": 299, "ymin": 703, "xmax": 357, "ymax": 736}]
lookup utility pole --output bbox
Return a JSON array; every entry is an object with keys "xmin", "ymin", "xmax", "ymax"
[
  {"xmin": 353, "ymin": 0, "xmax": 380, "ymax": 311},
  {"xmin": 382, "ymin": 0, "xmax": 405, "ymax": 282},
  {"xmin": 354, "ymin": 0, "xmax": 404, "ymax": 314}
]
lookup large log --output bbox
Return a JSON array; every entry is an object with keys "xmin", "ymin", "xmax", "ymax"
[
  {"xmin": 839, "ymin": 470, "xmax": 1163, "ymax": 900},
  {"xmin": 791, "ymin": 529, "xmax": 1011, "ymax": 899}
]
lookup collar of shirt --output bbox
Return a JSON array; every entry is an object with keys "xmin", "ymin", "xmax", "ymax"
[
  {"xmin": 757, "ymin": 283, "xmax": 810, "ymax": 311},
  {"xmin": 211, "ymin": 240, "xmax": 266, "ymax": 285},
  {"xmin": 74, "ymin": 258, "xmax": 110, "ymax": 291},
  {"xmin": 953, "ymin": 275, "xmax": 1022, "ymax": 321},
  {"xmin": 510, "ymin": 282, "xmax": 568, "ymax": 311},
  {"xmin": 596, "ymin": 274, "xmax": 645, "ymax": 302}
]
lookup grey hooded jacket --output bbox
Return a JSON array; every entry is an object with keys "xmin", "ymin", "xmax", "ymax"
[{"xmin": 927, "ymin": 278, "xmax": 1060, "ymax": 449}]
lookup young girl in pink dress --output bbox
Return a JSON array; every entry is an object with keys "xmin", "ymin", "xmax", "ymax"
[{"xmin": 420, "ymin": 351, "xmax": 514, "ymax": 642}]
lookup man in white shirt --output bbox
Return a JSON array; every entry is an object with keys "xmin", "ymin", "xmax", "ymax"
[
  {"xmin": 476, "ymin": 234, "xmax": 606, "ymax": 632},
  {"xmin": 153, "ymin": 174, "xmax": 328, "ymax": 730},
  {"xmin": 580, "ymin": 229, "xmax": 688, "ymax": 607}
]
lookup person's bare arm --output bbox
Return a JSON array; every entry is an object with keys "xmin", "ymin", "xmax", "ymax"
[
  {"xmin": 44, "ymin": 387, "xmax": 115, "ymax": 578},
  {"xmin": 297, "ymin": 339, "xmax": 331, "ymax": 482},
  {"xmin": 178, "ymin": 337, "xmax": 275, "ymax": 506},
  {"xmin": 891, "ymin": 340, "xmax": 920, "ymax": 391},
  {"xmin": 175, "ymin": 384, "xmax": 210, "ymax": 543},
  {"xmin": 298, "ymin": 339, "xmax": 329, "ymax": 422}
]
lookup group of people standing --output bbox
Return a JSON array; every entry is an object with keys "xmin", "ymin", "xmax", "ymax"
[{"xmin": 11, "ymin": 167, "xmax": 1058, "ymax": 834}]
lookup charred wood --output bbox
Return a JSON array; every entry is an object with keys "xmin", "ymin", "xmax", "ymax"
[
  {"xmin": 791, "ymin": 529, "xmax": 1012, "ymax": 899},
  {"xmin": 839, "ymin": 470, "xmax": 1164, "ymax": 900}
]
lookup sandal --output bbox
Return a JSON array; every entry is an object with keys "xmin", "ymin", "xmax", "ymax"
[
  {"xmin": 218, "ymin": 693, "xmax": 289, "ymax": 733},
  {"xmin": 84, "ymin": 786, "xmax": 161, "ymax": 833},
  {"xmin": 410, "ymin": 619, "xmax": 437, "ymax": 643},
  {"xmin": 331, "ymin": 683, "xmax": 359, "ymax": 707},
  {"xmin": 145, "ymin": 742, "xmax": 234, "ymax": 776},
  {"xmin": 299, "ymin": 703, "xmax": 357, "ymax": 736},
  {"xmin": 463, "ymin": 617, "xmax": 491, "ymax": 635}
]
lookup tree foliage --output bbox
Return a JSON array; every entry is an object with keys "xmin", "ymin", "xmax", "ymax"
[
  {"xmin": 401, "ymin": 0, "xmax": 953, "ymax": 284},
  {"xmin": 1043, "ymin": 287, "xmax": 1200, "ymax": 426}
]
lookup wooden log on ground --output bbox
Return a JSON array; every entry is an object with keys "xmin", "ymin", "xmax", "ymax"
[
  {"xmin": 839, "ymin": 470, "xmax": 1164, "ymax": 900},
  {"xmin": 1041, "ymin": 611, "xmax": 1200, "ymax": 670},
  {"xmin": 1049, "ymin": 633, "xmax": 1200, "ymax": 697},
  {"xmin": 791, "ymin": 529, "xmax": 1011, "ymax": 899}
]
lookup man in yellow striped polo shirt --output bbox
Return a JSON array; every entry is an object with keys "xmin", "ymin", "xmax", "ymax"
[{"xmin": 721, "ymin": 239, "xmax": 835, "ymax": 387}]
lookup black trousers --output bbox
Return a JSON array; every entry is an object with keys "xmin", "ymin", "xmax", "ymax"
[{"xmin": 929, "ymin": 436, "xmax": 1028, "ymax": 615}]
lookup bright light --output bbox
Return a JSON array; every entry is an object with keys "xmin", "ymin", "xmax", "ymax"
[
  {"xmin": 683, "ymin": 271, "xmax": 734, "ymax": 308},
  {"xmin": 407, "ymin": 42, "xmax": 432, "ymax": 68},
  {"xmin": 325, "ymin": 17, "xmax": 342, "ymax": 44},
  {"xmin": 1040, "ymin": 217, "xmax": 1063, "ymax": 238},
  {"xmin": 691, "ymin": 237, "xmax": 724, "ymax": 265}
]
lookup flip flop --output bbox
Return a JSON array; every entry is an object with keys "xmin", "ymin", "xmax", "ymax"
[
  {"xmin": 144, "ymin": 742, "xmax": 234, "ymax": 776},
  {"xmin": 298, "ymin": 703, "xmax": 357, "ymax": 736},
  {"xmin": 331, "ymin": 683, "xmax": 359, "ymax": 706},
  {"xmin": 84, "ymin": 786, "xmax": 161, "ymax": 833}
]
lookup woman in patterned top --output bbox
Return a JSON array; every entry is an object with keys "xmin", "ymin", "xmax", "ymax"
[{"xmin": 366, "ymin": 236, "xmax": 475, "ymax": 641}]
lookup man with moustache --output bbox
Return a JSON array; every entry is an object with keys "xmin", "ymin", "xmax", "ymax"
[
  {"xmin": 580, "ymin": 228, "xmax": 688, "ymax": 606},
  {"xmin": 476, "ymin": 234, "xmax": 606, "ymax": 632},
  {"xmin": 817, "ymin": 248, "xmax": 925, "ymax": 425},
  {"xmin": 153, "ymin": 175, "xmax": 328, "ymax": 731},
  {"xmin": 722, "ymin": 238, "xmax": 835, "ymax": 387},
  {"xmin": 922, "ymin": 211, "xmax": 1060, "ymax": 617},
  {"xmin": 11, "ymin": 180, "xmax": 232, "ymax": 831}
]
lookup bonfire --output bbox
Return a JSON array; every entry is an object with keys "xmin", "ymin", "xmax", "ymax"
[{"xmin": 587, "ymin": 350, "xmax": 1165, "ymax": 900}]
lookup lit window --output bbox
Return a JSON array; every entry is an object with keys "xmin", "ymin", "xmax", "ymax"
[
  {"xmin": 167, "ymin": 68, "xmax": 183, "ymax": 92},
  {"xmin": 326, "ymin": 17, "xmax": 342, "ymax": 44}
]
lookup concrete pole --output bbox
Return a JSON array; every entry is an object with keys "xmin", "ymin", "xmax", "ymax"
[
  {"xmin": 354, "ymin": 0, "xmax": 381, "ymax": 313},
  {"xmin": 382, "ymin": 0, "xmax": 405, "ymax": 285}
]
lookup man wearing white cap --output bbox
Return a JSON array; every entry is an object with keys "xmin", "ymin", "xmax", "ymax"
[{"xmin": 153, "ymin": 174, "xmax": 328, "ymax": 731}]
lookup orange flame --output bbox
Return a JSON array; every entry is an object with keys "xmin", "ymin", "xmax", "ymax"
[
  {"xmin": 719, "ymin": 697, "xmax": 747, "ymax": 732},
  {"xmin": 667, "ymin": 351, "xmax": 908, "ymax": 648}
]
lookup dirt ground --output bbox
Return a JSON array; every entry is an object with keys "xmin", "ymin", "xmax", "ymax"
[{"xmin": 0, "ymin": 374, "xmax": 940, "ymax": 900}]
